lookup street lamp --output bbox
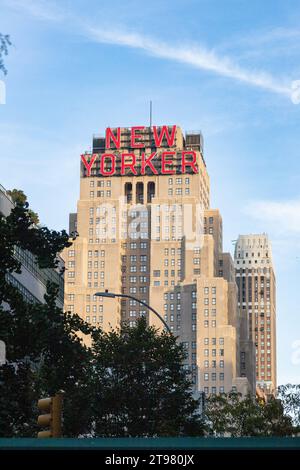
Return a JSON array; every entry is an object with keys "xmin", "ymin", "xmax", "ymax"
[{"xmin": 95, "ymin": 291, "xmax": 172, "ymax": 334}]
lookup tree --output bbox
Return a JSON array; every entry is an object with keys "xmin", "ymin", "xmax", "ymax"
[
  {"xmin": 278, "ymin": 384, "xmax": 300, "ymax": 428},
  {"xmin": 0, "ymin": 34, "xmax": 11, "ymax": 75},
  {"xmin": 91, "ymin": 317, "xmax": 204, "ymax": 437},
  {"xmin": 205, "ymin": 391, "xmax": 296, "ymax": 437},
  {"xmin": 0, "ymin": 200, "xmax": 95, "ymax": 437},
  {"xmin": 7, "ymin": 188, "xmax": 39, "ymax": 225}
]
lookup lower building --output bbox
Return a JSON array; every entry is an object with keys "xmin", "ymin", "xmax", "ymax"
[{"xmin": 0, "ymin": 183, "xmax": 64, "ymax": 307}]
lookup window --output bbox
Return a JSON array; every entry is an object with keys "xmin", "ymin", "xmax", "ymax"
[
  {"xmin": 204, "ymin": 349, "xmax": 209, "ymax": 356},
  {"xmin": 204, "ymin": 338, "xmax": 209, "ymax": 345},
  {"xmin": 204, "ymin": 360, "xmax": 209, "ymax": 368},
  {"xmin": 204, "ymin": 320, "xmax": 209, "ymax": 327},
  {"xmin": 219, "ymin": 349, "xmax": 224, "ymax": 356},
  {"xmin": 204, "ymin": 373, "xmax": 209, "ymax": 381},
  {"xmin": 212, "ymin": 373, "xmax": 216, "ymax": 381},
  {"xmin": 67, "ymin": 294, "xmax": 75, "ymax": 301},
  {"xmin": 153, "ymin": 270, "xmax": 160, "ymax": 277},
  {"xmin": 220, "ymin": 360, "xmax": 224, "ymax": 368},
  {"xmin": 219, "ymin": 337, "xmax": 224, "ymax": 345},
  {"xmin": 220, "ymin": 373, "xmax": 224, "ymax": 381},
  {"xmin": 69, "ymin": 250, "xmax": 75, "ymax": 257},
  {"xmin": 212, "ymin": 320, "xmax": 216, "ymax": 327},
  {"xmin": 204, "ymin": 287, "xmax": 209, "ymax": 294}
]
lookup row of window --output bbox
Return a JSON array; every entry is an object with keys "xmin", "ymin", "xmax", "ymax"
[
  {"xmin": 86, "ymin": 305, "xmax": 103, "ymax": 313},
  {"xmin": 168, "ymin": 188, "xmax": 190, "ymax": 195},
  {"xmin": 86, "ymin": 315, "xmax": 103, "ymax": 323},
  {"xmin": 153, "ymin": 270, "xmax": 181, "ymax": 277},
  {"xmin": 204, "ymin": 372, "xmax": 225, "ymax": 381},
  {"xmin": 90, "ymin": 191, "xmax": 112, "ymax": 198},
  {"xmin": 204, "ymin": 349, "xmax": 224, "ymax": 356},
  {"xmin": 90, "ymin": 180, "xmax": 112, "ymax": 188},
  {"xmin": 168, "ymin": 177, "xmax": 190, "ymax": 185},
  {"xmin": 204, "ymin": 360, "xmax": 224, "ymax": 368},
  {"xmin": 236, "ymin": 259, "xmax": 270, "ymax": 264},
  {"xmin": 203, "ymin": 298, "xmax": 217, "ymax": 305},
  {"xmin": 153, "ymin": 280, "xmax": 180, "ymax": 287}
]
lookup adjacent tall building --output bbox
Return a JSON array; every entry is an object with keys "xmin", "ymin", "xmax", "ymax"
[
  {"xmin": 63, "ymin": 125, "xmax": 255, "ymax": 396},
  {"xmin": 234, "ymin": 235, "xmax": 276, "ymax": 394}
]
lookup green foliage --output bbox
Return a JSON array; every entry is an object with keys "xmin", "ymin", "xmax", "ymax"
[
  {"xmin": 7, "ymin": 189, "xmax": 40, "ymax": 225},
  {"xmin": 0, "ymin": 33, "xmax": 11, "ymax": 75},
  {"xmin": 278, "ymin": 384, "xmax": 300, "ymax": 427},
  {"xmin": 0, "ymin": 199, "xmax": 94, "ymax": 437},
  {"xmin": 91, "ymin": 317, "xmax": 204, "ymax": 437},
  {"xmin": 205, "ymin": 391, "xmax": 297, "ymax": 437}
]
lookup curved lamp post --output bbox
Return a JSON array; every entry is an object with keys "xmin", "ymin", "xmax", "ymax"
[{"xmin": 95, "ymin": 291, "xmax": 172, "ymax": 334}]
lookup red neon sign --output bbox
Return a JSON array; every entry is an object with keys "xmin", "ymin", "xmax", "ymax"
[{"xmin": 81, "ymin": 126, "xmax": 199, "ymax": 176}]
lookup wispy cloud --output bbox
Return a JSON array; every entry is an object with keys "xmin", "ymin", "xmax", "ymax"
[
  {"xmin": 2, "ymin": 0, "xmax": 300, "ymax": 103},
  {"xmin": 246, "ymin": 199, "xmax": 300, "ymax": 233},
  {"xmin": 86, "ymin": 26, "xmax": 294, "ymax": 99}
]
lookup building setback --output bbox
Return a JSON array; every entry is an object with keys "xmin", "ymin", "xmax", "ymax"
[
  {"xmin": 234, "ymin": 234, "xmax": 276, "ymax": 394},
  {"xmin": 63, "ymin": 125, "xmax": 253, "ymax": 396}
]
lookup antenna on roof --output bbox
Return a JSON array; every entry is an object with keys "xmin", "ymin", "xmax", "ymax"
[{"xmin": 149, "ymin": 100, "xmax": 152, "ymax": 128}]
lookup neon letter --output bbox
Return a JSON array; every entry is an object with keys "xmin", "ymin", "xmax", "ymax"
[
  {"xmin": 161, "ymin": 151, "xmax": 175, "ymax": 175},
  {"xmin": 153, "ymin": 125, "xmax": 176, "ymax": 147},
  {"xmin": 182, "ymin": 151, "xmax": 198, "ymax": 174},
  {"xmin": 141, "ymin": 152, "xmax": 158, "ymax": 175},
  {"xmin": 105, "ymin": 127, "xmax": 121, "ymax": 149},
  {"xmin": 131, "ymin": 126, "xmax": 145, "ymax": 148},
  {"xmin": 121, "ymin": 153, "xmax": 137, "ymax": 175},
  {"xmin": 81, "ymin": 153, "xmax": 97, "ymax": 176},
  {"xmin": 100, "ymin": 153, "xmax": 116, "ymax": 176}
]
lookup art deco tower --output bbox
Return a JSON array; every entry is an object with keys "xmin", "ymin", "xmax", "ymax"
[
  {"xmin": 63, "ymin": 125, "xmax": 252, "ymax": 395},
  {"xmin": 234, "ymin": 234, "xmax": 276, "ymax": 394}
]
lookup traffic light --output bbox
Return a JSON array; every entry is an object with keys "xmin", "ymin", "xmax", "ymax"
[{"xmin": 37, "ymin": 392, "xmax": 63, "ymax": 438}]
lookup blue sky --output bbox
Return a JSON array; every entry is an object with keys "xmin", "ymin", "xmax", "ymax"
[{"xmin": 1, "ymin": 0, "xmax": 300, "ymax": 385}]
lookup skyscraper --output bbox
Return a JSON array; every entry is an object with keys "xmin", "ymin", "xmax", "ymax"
[
  {"xmin": 63, "ymin": 125, "xmax": 251, "ymax": 395},
  {"xmin": 234, "ymin": 234, "xmax": 276, "ymax": 394}
]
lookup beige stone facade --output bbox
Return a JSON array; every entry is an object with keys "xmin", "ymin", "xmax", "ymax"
[
  {"xmin": 234, "ymin": 234, "xmax": 276, "ymax": 394},
  {"xmin": 62, "ymin": 125, "xmax": 252, "ymax": 395}
]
